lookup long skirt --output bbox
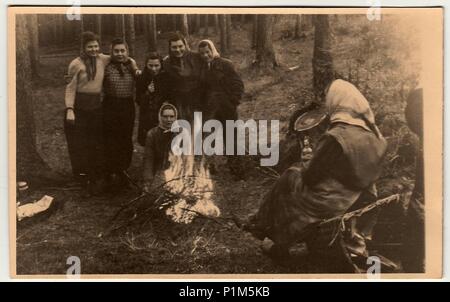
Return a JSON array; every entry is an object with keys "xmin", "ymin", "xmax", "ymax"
[
  {"xmin": 64, "ymin": 93, "xmax": 104, "ymax": 181},
  {"xmin": 103, "ymin": 96, "xmax": 136, "ymax": 174},
  {"xmin": 249, "ymin": 166, "xmax": 361, "ymax": 246}
]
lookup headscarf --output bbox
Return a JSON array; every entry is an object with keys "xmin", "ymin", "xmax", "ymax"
[
  {"xmin": 325, "ymin": 79, "xmax": 382, "ymax": 138},
  {"xmin": 158, "ymin": 102, "xmax": 178, "ymax": 132},
  {"xmin": 198, "ymin": 39, "xmax": 221, "ymax": 59}
]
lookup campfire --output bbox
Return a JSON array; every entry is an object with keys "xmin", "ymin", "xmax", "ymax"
[{"xmin": 160, "ymin": 153, "xmax": 221, "ymax": 224}]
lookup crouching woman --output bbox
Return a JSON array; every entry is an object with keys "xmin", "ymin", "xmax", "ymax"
[{"xmin": 245, "ymin": 79, "xmax": 387, "ymax": 258}]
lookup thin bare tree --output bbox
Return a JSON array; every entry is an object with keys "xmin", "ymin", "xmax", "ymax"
[
  {"xmin": 146, "ymin": 14, "xmax": 158, "ymax": 52},
  {"xmin": 125, "ymin": 15, "xmax": 136, "ymax": 57},
  {"xmin": 203, "ymin": 14, "xmax": 209, "ymax": 36},
  {"xmin": 218, "ymin": 14, "xmax": 228, "ymax": 55},
  {"xmin": 115, "ymin": 14, "xmax": 125, "ymax": 39},
  {"xmin": 181, "ymin": 14, "xmax": 189, "ymax": 38},
  {"xmin": 95, "ymin": 15, "xmax": 102, "ymax": 40},
  {"xmin": 312, "ymin": 15, "xmax": 334, "ymax": 102},
  {"xmin": 25, "ymin": 14, "xmax": 39, "ymax": 78},
  {"xmin": 213, "ymin": 14, "xmax": 219, "ymax": 34},
  {"xmin": 294, "ymin": 15, "xmax": 301, "ymax": 39},
  {"xmin": 226, "ymin": 14, "xmax": 232, "ymax": 51},
  {"xmin": 252, "ymin": 14, "xmax": 258, "ymax": 49}
]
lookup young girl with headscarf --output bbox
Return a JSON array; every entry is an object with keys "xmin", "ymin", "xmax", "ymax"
[{"xmin": 142, "ymin": 103, "xmax": 178, "ymax": 192}]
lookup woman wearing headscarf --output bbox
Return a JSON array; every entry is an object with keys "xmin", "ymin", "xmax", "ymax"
[
  {"xmin": 198, "ymin": 39, "xmax": 244, "ymax": 123},
  {"xmin": 136, "ymin": 52, "xmax": 170, "ymax": 146},
  {"xmin": 142, "ymin": 103, "xmax": 178, "ymax": 193},
  {"xmin": 64, "ymin": 31, "xmax": 110, "ymax": 194},
  {"xmin": 244, "ymin": 79, "xmax": 387, "ymax": 258}
]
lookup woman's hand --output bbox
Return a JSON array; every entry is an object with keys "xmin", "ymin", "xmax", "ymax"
[
  {"xmin": 66, "ymin": 109, "xmax": 75, "ymax": 125},
  {"xmin": 147, "ymin": 81, "xmax": 155, "ymax": 93}
]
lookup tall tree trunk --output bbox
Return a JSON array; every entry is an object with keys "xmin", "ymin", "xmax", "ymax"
[
  {"xmin": 226, "ymin": 14, "xmax": 232, "ymax": 51},
  {"xmin": 294, "ymin": 15, "xmax": 301, "ymax": 39},
  {"xmin": 171, "ymin": 14, "xmax": 178, "ymax": 32},
  {"xmin": 51, "ymin": 15, "xmax": 58, "ymax": 45},
  {"xmin": 191, "ymin": 14, "xmax": 200, "ymax": 34},
  {"xmin": 115, "ymin": 14, "xmax": 125, "ymax": 39},
  {"xmin": 125, "ymin": 15, "xmax": 136, "ymax": 57},
  {"xmin": 95, "ymin": 15, "xmax": 102, "ymax": 40},
  {"xmin": 80, "ymin": 14, "xmax": 84, "ymax": 34},
  {"xmin": 79, "ymin": 15, "xmax": 85, "ymax": 51},
  {"xmin": 135, "ymin": 15, "xmax": 142, "ymax": 35},
  {"xmin": 213, "ymin": 14, "xmax": 219, "ymax": 34},
  {"xmin": 254, "ymin": 15, "xmax": 278, "ymax": 68},
  {"xmin": 301, "ymin": 14, "xmax": 312, "ymax": 31},
  {"xmin": 252, "ymin": 14, "xmax": 258, "ymax": 49},
  {"xmin": 55, "ymin": 14, "xmax": 65, "ymax": 45},
  {"xmin": 25, "ymin": 14, "xmax": 39, "ymax": 78},
  {"xmin": 146, "ymin": 14, "xmax": 158, "ymax": 52},
  {"xmin": 16, "ymin": 15, "xmax": 56, "ymax": 184},
  {"xmin": 203, "ymin": 14, "xmax": 209, "ymax": 36},
  {"xmin": 62, "ymin": 15, "xmax": 70, "ymax": 43},
  {"xmin": 143, "ymin": 14, "xmax": 149, "ymax": 47},
  {"xmin": 181, "ymin": 14, "xmax": 189, "ymax": 38},
  {"xmin": 218, "ymin": 14, "xmax": 228, "ymax": 55},
  {"xmin": 312, "ymin": 15, "xmax": 334, "ymax": 102}
]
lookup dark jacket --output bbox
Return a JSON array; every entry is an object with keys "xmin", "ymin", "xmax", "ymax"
[
  {"xmin": 201, "ymin": 57, "xmax": 244, "ymax": 106},
  {"xmin": 136, "ymin": 69, "xmax": 170, "ymax": 106},
  {"xmin": 142, "ymin": 127, "xmax": 175, "ymax": 184},
  {"xmin": 163, "ymin": 51, "xmax": 204, "ymax": 97},
  {"xmin": 136, "ymin": 70, "xmax": 171, "ymax": 145},
  {"xmin": 162, "ymin": 51, "xmax": 205, "ymax": 119}
]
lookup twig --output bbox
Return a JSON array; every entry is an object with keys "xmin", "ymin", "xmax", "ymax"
[
  {"xmin": 256, "ymin": 167, "xmax": 279, "ymax": 179},
  {"xmin": 122, "ymin": 171, "xmax": 143, "ymax": 191},
  {"xmin": 180, "ymin": 208, "xmax": 231, "ymax": 227},
  {"xmin": 110, "ymin": 193, "xmax": 148, "ymax": 222},
  {"xmin": 319, "ymin": 194, "xmax": 401, "ymax": 225}
]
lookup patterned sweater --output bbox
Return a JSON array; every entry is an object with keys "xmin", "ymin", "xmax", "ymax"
[
  {"xmin": 64, "ymin": 53, "xmax": 110, "ymax": 107},
  {"xmin": 103, "ymin": 60, "xmax": 136, "ymax": 99}
]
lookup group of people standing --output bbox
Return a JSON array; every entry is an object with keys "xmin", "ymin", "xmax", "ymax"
[
  {"xmin": 64, "ymin": 29, "xmax": 421, "ymax": 270},
  {"xmin": 64, "ymin": 31, "xmax": 244, "ymax": 195}
]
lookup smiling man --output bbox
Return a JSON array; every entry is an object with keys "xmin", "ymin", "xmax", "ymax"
[{"xmin": 162, "ymin": 33, "xmax": 204, "ymax": 121}]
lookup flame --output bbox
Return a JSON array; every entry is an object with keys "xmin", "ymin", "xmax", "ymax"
[{"xmin": 163, "ymin": 153, "xmax": 221, "ymax": 224}]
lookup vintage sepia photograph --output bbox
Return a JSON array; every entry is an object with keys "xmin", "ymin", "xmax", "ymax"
[{"xmin": 8, "ymin": 6, "xmax": 443, "ymax": 278}]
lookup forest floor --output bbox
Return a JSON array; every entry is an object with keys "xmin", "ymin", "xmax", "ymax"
[{"xmin": 16, "ymin": 16, "xmax": 419, "ymax": 275}]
